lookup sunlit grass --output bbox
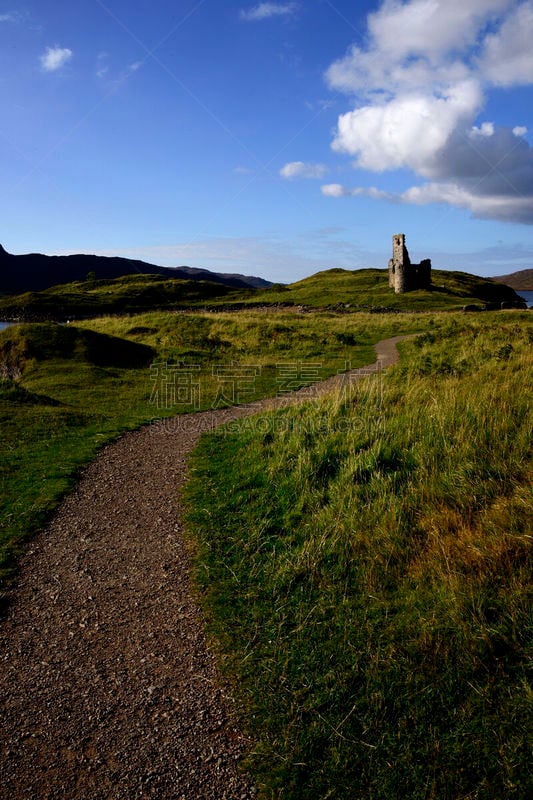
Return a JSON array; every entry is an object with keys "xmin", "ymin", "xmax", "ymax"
[
  {"xmin": 0, "ymin": 273, "xmax": 241, "ymax": 318},
  {"xmin": 235, "ymin": 268, "xmax": 520, "ymax": 310},
  {"xmin": 0, "ymin": 311, "xmax": 425, "ymax": 593},
  {"xmin": 185, "ymin": 312, "xmax": 532, "ymax": 799},
  {"xmin": 2, "ymin": 308, "xmax": 531, "ymax": 795},
  {"xmin": 0, "ymin": 266, "xmax": 520, "ymax": 319}
]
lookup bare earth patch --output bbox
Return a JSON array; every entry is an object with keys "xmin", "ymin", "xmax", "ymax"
[{"xmin": 0, "ymin": 337, "xmax": 408, "ymax": 799}]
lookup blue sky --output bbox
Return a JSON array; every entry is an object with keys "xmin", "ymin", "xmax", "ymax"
[{"xmin": 1, "ymin": 0, "xmax": 533, "ymax": 281}]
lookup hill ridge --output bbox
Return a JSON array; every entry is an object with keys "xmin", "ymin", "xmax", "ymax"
[
  {"xmin": 0, "ymin": 244, "xmax": 271, "ymax": 294},
  {"xmin": 491, "ymin": 268, "xmax": 533, "ymax": 290}
]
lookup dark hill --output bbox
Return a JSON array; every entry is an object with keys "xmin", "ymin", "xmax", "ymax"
[
  {"xmin": 0, "ymin": 273, "xmax": 243, "ymax": 321},
  {"xmin": 0, "ymin": 322, "xmax": 155, "ymax": 379},
  {"xmin": 491, "ymin": 269, "xmax": 533, "ymax": 290},
  {"xmin": 0, "ymin": 244, "xmax": 271, "ymax": 295}
]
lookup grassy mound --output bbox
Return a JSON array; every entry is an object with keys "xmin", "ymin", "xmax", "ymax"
[
  {"xmin": 0, "ymin": 322, "xmax": 155, "ymax": 377},
  {"xmin": 0, "ymin": 323, "xmax": 156, "ymax": 591},
  {"xmin": 244, "ymin": 268, "xmax": 521, "ymax": 310},
  {"xmin": 185, "ymin": 314, "xmax": 532, "ymax": 799},
  {"xmin": 1, "ymin": 311, "xmax": 427, "ymax": 595},
  {"xmin": 0, "ymin": 268, "xmax": 522, "ymax": 320},
  {"xmin": 0, "ymin": 273, "xmax": 243, "ymax": 320}
]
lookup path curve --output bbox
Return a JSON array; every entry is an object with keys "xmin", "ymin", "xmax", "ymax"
[{"xmin": 0, "ymin": 336, "xmax": 410, "ymax": 800}]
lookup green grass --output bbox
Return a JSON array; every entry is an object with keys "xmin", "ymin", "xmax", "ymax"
[
  {"xmin": 3, "ymin": 307, "xmax": 531, "ymax": 797},
  {"xmin": 0, "ymin": 267, "xmax": 521, "ymax": 320},
  {"xmin": 0, "ymin": 311, "xmax": 424, "ymax": 593},
  {"xmin": 79, "ymin": 308, "xmax": 426, "ymax": 360},
  {"xmin": 184, "ymin": 312, "xmax": 533, "ymax": 799},
  {"xmin": 0, "ymin": 324, "xmax": 158, "ymax": 590},
  {"xmin": 232, "ymin": 268, "xmax": 521, "ymax": 311},
  {"xmin": 0, "ymin": 273, "xmax": 244, "ymax": 319}
]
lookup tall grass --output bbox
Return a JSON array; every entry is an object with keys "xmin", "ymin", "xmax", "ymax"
[
  {"xmin": 185, "ymin": 314, "xmax": 532, "ymax": 799},
  {"xmin": 0, "ymin": 311, "xmax": 424, "ymax": 593}
]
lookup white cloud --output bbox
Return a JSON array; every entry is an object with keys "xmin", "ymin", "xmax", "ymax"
[
  {"xmin": 332, "ymin": 81, "xmax": 483, "ymax": 174},
  {"xmin": 471, "ymin": 122, "xmax": 495, "ymax": 137},
  {"xmin": 323, "ymin": 178, "xmax": 533, "ymax": 224},
  {"xmin": 478, "ymin": 1, "xmax": 533, "ymax": 86},
  {"xmin": 366, "ymin": 0, "xmax": 511, "ymax": 62},
  {"xmin": 325, "ymin": 0, "xmax": 533, "ymax": 225},
  {"xmin": 325, "ymin": 0, "xmax": 511, "ymax": 97},
  {"xmin": 96, "ymin": 52, "xmax": 109, "ymax": 79},
  {"xmin": 402, "ymin": 182, "xmax": 533, "ymax": 224},
  {"xmin": 280, "ymin": 161, "xmax": 328, "ymax": 179},
  {"xmin": 97, "ymin": 59, "xmax": 144, "ymax": 91},
  {"xmin": 40, "ymin": 46, "xmax": 73, "ymax": 73},
  {"xmin": 321, "ymin": 183, "xmax": 393, "ymax": 201},
  {"xmin": 0, "ymin": 11, "xmax": 25, "ymax": 23},
  {"xmin": 240, "ymin": 3, "xmax": 297, "ymax": 22},
  {"xmin": 321, "ymin": 183, "xmax": 349, "ymax": 198}
]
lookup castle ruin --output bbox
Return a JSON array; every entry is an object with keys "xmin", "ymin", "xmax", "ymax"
[{"xmin": 388, "ymin": 233, "xmax": 431, "ymax": 293}]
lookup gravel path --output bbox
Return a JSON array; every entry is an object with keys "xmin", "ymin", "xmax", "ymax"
[{"xmin": 0, "ymin": 336, "xmax": 409, "ymax": 799}]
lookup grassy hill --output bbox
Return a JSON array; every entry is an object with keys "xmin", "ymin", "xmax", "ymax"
[
  {"xmin": 0, "ymin": 273, "xmax": 248, "ymax": 320},
  {"xmin": 245, "ymin": 268, "xmax": 522, "ymax": 310},
  {"xmin": 0, "ymin": 322, "xmax": 155, "ymax": 378},
  {"xmin": 0, "ymin": 268, "xmax": 524, "ymax": 320},
  {"xmin": 492, "ymin": 268, "xmax": 533, "ymax": 290},
  {"xmin": 0, "ymin": 243, "xmax": 270, "ymax": 294}
]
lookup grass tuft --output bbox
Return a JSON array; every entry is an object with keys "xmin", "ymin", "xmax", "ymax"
[
  {"xmin": 185, "ymin": 313, "xmax": 532, "ymax": 799},
  {"xmin": 0, "ymin": 311, "xmax": 422, "ymax": 595}
]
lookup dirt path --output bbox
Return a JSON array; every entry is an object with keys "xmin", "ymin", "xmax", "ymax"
[{"xmin": 0, "ymin": 336, "xmax": 409, "ymax": 800}]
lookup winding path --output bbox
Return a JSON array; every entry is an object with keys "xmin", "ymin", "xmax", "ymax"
[{"xmin": 0, "ymin": 336, "xmax": 409, "ymax": 799}]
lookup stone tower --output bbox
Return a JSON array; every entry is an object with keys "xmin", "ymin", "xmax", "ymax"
[
  {"xmin": 388, "ymin": 233, "xmax": 431, "ymax": 294},
  {"xmin": 388, "ymin": 233, "xmax": 409, "ymax": 293}
]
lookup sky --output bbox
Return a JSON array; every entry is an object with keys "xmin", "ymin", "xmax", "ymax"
[{"xmin": 1, "ymin": 0, "xmax": 533, "ymax": 282}]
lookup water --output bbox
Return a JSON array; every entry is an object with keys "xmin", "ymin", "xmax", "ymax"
[
  {"xmin": 0, "ymin": 321, "xmax": 14, "ymax": 331},
  {"xmin": 517, "ymin": 290, "xmax": 533, "ymax": 308}
]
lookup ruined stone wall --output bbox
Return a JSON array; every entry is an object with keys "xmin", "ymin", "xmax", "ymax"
[
  {"xmin": 415, "ymin": 258, "xmax": 432, "ymax": 290},
  {"xmin": 388, "ymin": 234, "xmax": 431, "ymax": 293}
]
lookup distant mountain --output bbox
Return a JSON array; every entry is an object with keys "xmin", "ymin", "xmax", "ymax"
[
  {"xmin": 0, "ymin": 244, "xmax": 271, "ymax": 295},
  {"xmin": 490, "ymin": 269, "xmax": 533, "ymax": 290},
  {"xmin": 169, "ymin": 265, "xmax": 270, "ymax": 289}
]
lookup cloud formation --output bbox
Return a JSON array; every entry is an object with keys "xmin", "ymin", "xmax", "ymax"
[
  {"xmin": 96, "ymin": 52, "xmax": 109, "ymax": 79},
  {"xmin": 280, "ymin": 161, "xmax": 328, "ymax": 179},
  {"xmin": 321, "ymin": 184, "xmax": 391, "ymax": 201},
  {"xmin": 40, "ymin": 46, "xmax": 73, "ymax": 72},
  {"xmin": 240, "ymin": 3, "xmax": 297, "ymax": 22},
  {"xmin": 324, "ymin": 0, "xmax": 533, "ymax": 224}
]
